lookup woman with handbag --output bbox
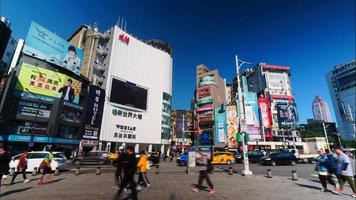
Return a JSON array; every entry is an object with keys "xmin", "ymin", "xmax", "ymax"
[{"xmin": 10, "ymin": 150, "xmax": 30, "ymax": 184}]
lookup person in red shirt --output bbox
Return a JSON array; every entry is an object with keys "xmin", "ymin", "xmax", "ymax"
[{"xmin": 10, "ymin": 151, "xmax": 30, "ymax": 184}]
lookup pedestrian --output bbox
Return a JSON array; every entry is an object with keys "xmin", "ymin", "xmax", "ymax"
[
  {"xmin": 334, "ymin": 148, "xmax": 356, "ymax": 197},
  {"xmin": 113, "ymin": 146, "xmax": 125, "ymax": 188},
  {"xmin": 116, "ymin": 146, "xmax": 138, "ymax": 200},
  {"xmin": 39, "ymin": 149, "xmax": 54, "ymax": 185},
  {"xmin": 137, "ymin": 151, "xmax": 150, "ymax": 188},
  {"xmin": 0, "ymin": 145, "xmax": 11, "ymax": 196},
  {"xmin": 10, "ymin": 150, "xmax": 30, "ymax": 184},
  {"xmin": 316, "ymin": 149, "xmax": 336, "ymax": 192},
  {"xmin": 192, "ymin": 151, "xmax": 215, "ymax": 194}
]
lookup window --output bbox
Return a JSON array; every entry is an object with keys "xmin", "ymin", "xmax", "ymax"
[{"xmin": 28, "ymin": 153, "xmax": 47, "ymax": 159}]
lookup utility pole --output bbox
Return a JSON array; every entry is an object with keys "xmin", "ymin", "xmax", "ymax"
[
  {"xmin": 182, "ymin": 114, "xmax": 186, "ymax": 154},
  {"xmin": 235, "ymin": 55, "xmax": 253, "ymax": 176},
  {"xmin": 322, "ymin": 122, "xmax": 331, "ymax": 151}
]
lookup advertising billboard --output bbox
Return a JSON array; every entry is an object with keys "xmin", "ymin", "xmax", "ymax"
[
  {"xmin": 276, "ymin": 102, "xmax": 298, "ymax": 129},
  {"xmin": 226, "ymin": 105, "xmax": 238, "ymax": 148},
  {"xmin": 23, "ymin": 21, "xmax": 84, "ymax": 75},
  {"xmin": 82, "ymin": 85, "xmax": 105, "ymax": 140},
  {"xmin": 214, "ymin": 107, "xmax": 226, "ymax": 144},
  {"xmin": 258, "ymin": 97, "xmax": 272, "ymax": 129},
  {"xmin": 15, "ymin": 62, "xmax": 82, "ymax": 103},
  {"xmin": 244, "ymin": 91, "xmax": 260, "ymax": 135}
]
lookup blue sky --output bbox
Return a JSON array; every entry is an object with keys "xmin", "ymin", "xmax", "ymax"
[{"xmin": 1, "ymin": 0, "xmax": 355, "ymax": 123}]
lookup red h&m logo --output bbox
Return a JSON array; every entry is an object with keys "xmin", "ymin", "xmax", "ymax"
[{"xmin": 119, "ymin": 33, "xmax": 130, "ymax": 44}]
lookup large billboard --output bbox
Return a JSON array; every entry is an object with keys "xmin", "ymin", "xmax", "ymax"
[
  {"xmin": 15, "ymin": 63, "xmax": 82, "ymax": 103},
  {"xmin": 226, "ymin": 105, "xmax": 238, "ymax": 148},
  {"xmin": 23, "ymin": 21, "xmax": 84, "ymax": 75},
  {"xmin": 82, "ymin": 85, "xmax": 105, "ymax": 140},
  {"xmin": 276, "ymin": 102, "xmax": 298, "ymax": 129},
  {"xmin": 244, "ymin": 91, "xmax": 260, "ymax": 135},
  {"xmin": 258, "ymin": 97, "xmax": 272, "ymax": 129},
  {"xmin": 214, "ymin": 106, "xmax": 226, "ymax": 145}
]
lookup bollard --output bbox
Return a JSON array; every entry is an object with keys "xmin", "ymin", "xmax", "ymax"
[
  {"xmin": 75, "ymin": 167, "xmax": 80, "ymax": 176},
  {"xmin": 9, "ymin": 168, "xmax": 15, "ymax": 176},
  {"xmin": 32, "ymin": 167, "xmax": 38, "ymax": 176},
  {"xmin": 96, "ymin": 167, "xmax": 101, "ymax": 175},
  {"xmin": 228, "ymin": 167, "xmax": 233, "ymax": 175},
  {"xmin": 267, "ymin": 168, "xmax": 272, "ymax": 178},
  {"xmin": 54, "ymin": 167, "xmax": 60, "ymax": 176},
  {"xmin": 292, "ymin": 170, "xmax": 298, "ymax": 181},
  {"xmin": 155, "ymin": 165, "xmax": 159, "ymax": 174}
]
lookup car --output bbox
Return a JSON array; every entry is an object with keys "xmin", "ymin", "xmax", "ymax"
[
  {"xmin": 176, "ymin": 152, "xmax": 188, "ymax": 166},
  {"xmin": 108, "ymin": 152, "xmax": 119, "ymax": 160},
  {"xmin": 9, "ymin": 151, "xmax": 67, "ymax": 172},
  {"xmin": 211, "ymin": 151, "xmax": 235, "ymax": 165},
  {"xmin": 260, "ymin": 152, "xmax": 297, "ymax": 166},
  {"xmin": 235, "ymin": 151, "xmax": 265, "ymax": 163},
  {"xmin": 74, "ymin": 151, "xmax": 110, "ymax": 165}
]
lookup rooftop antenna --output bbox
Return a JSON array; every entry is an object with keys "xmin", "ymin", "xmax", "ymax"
[
  {"xmin": 124, "ymin": 20, "xmax": 127, "ymax": 31},
  {"xmin": 117, "ymin": 16, "xmax": 121, "ymax": 27},
  {"xmin": 121, "ymin": 17, "xmax": 124, "ymax": 29}
]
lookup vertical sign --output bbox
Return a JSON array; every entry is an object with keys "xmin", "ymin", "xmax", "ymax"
[{"xmin": 82, "ymin": 85, "xmax": 105, "ymax": 140}]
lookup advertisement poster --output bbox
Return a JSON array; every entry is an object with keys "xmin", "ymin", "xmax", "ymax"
[
  {"xmin": 23, "ymin": 21, "xmax": 84, "ymax": 75},
  {"xmin": 226, "ymin": 105, "xmax": 238, "ymax": 148},
  {"xmin": 244, "ymin": 91, "xmax": 260, "ymax": 135},
  {"xmin": 82, "ymin": 85, "xmax": 105, "ymax": 140},
  {"xmin": 276, "ymin": 102, "xmax": 298, "ymax": 128},
  {"xmin": 15, "ymin": 63, "xmax": 82, "ymax": 103},
  {"xmin": 214, "ymin": 107, "xmax": 226, "ymax": 144},
  {"xmin": 258, "ymin": 97, "xmax": 272, "ymax": 128}
]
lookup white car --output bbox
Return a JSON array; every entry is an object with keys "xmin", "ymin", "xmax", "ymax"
[{"xmin": 9, "ymin": 151, "xmax": 67, "ymax": 172}]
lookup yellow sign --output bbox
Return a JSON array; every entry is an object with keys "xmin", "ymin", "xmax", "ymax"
[{"xmin": 15, "ymin": 63, "xmax": 82, "ymax": 103}]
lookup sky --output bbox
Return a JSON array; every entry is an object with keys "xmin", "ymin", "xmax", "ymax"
[{"xmin": 1, "ymin": 0, "xmax": 355, "ymax": 123}]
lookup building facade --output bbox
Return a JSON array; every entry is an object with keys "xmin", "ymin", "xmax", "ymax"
[
  {"xmin": 326, "ymin": 60, "xmax": 356, "ymax": 140},
  {"xmin": 171, "ymin": 110, "xmax": 193, "ymax": 147},
  {"xmin": 194, "ymin": 64, "xmax": 226, "ymax": 146},
  {"xmin": 312, "ymin": 95, "xmax": 333, "ymax": 122},
  {"xmin": 245, "ymin": 63, "xmax": 300, "ymax": 142}
]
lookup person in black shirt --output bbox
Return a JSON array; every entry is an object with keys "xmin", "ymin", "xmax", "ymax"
[{"xmin": 0, "ymin": 145, "xmax": 11, "ymax": 196}]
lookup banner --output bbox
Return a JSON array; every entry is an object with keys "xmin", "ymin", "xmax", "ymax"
[
  {"xmin": 244, "ymin": 91, "xmax": 260, "ymax": 135},
  {"xmin": 214, "ymin": 106, "xmax": 226, "ymax": 144},
  {"xmin": 276, "ymin": 102, "xmax": 298, "ymax": 129},
  {"xmin": 82, "ymin": 85, "xmax": 105, "ymax": 140},
  {"xmin": 258, "ymin": 97, "xmax": 272, "ymax": 128},
  {"xmin": 15, "ymin": 63, "xmax": 82, "ymax": 103},
  {"xmin": 226, "ymin": 105, "xmax": 238, "ymax": 148},
  {"xmin": 23, "ymin": 21, "xmax": 84, "ymax": 75}
]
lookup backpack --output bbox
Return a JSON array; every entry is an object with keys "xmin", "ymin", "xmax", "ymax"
[{"xmin": 326, "ymin": 154, "xmax": 337, "ymax": 173}]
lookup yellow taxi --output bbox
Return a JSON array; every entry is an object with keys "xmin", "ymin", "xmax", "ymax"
[
  {"xmin": 108, "ymin": 152, "xmax": 119, "ymax": 160},
  {"xmin": 211, "ymin": 151, "xmax": 235, "ymax": 165}
]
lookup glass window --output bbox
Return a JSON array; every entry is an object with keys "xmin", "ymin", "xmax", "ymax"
[{"xmin": 28, "ymin": 153, "xmax": 47, "ymax": 159}]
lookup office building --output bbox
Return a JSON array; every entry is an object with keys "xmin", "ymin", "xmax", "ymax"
[
  {"xmin": 312, "ymin": 95, "xmax": 333, "ymax": 122},
  {"xmin": 326, "ymin": 60, "xmax": 356, "ymax": 140}
]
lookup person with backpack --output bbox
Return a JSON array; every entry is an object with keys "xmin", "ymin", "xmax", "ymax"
[
  {"xmin": 334, "ymin": 148, "xmax": 356, "ymax": 198},
  {"xmin": 192, "ymin": 150, "xmax": 215, "ymax": 194},
  {"xmin": 316, "ymin": 149, "xmax": 336, "ymax": 192},
  {"xmin": 10, "ymin": 150, "xmax": 30, "ymax": 184},
  {"xmin": 0, "ymin": 145, "xmax": 11, "ymax": 196},
  {"xmin": 137, "ymin": 151, "xmax": 150, "ymax": 189}
]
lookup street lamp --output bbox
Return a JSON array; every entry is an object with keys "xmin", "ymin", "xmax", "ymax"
[
  {"xmin": 235, "ymin": 55, "xmax": 253, "ymax": 176},
  {"xmin": 322, "ymin": 122, "xmax": 331, "ymax": 151}
]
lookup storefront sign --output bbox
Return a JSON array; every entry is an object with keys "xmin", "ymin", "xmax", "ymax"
[
  {"xmin": 112, "ymin": 108, "xmax": 143, "ymax": 120},
  {"xmin": 82, "ymin": 85, "xmax": 105, "ymax": 140},
  {"xmin": 226, "ymin": 105, "xmax": 238, "ymax": 148},
  {"xmin": 119, "ymin": 33, "xmax": 130, "ymax": 44}
]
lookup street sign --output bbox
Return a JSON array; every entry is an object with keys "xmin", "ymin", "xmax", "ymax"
[
  {"xmin": 241, "ymin": 119, "xmax": 246, "ymax": 125},
  {"xmin": 241, "ymin": 124, "xmax": 248, "ymax": 132}
]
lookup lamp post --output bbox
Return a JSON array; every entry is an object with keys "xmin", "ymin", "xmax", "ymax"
[
  {"xmin": 322, "ymin": 122, "xmax": 331, "ymax": 151},
  {"xmin": 235, "ymin": 55, "xmax": 253, "ymax": 176}
]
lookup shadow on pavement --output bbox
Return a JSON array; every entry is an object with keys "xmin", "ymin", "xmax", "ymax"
[
  {"xmin": 295, "ymin": 182, "xmax": 321, "ymax": 191},
  {"xmin": 1, "ymin": 187, "xmax": 33, "ymax": 197},
  {"xmin": 46, "ymin": 178, "xmax": 65, "ymax": 184}
]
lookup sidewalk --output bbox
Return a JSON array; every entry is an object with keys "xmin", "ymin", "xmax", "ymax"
[{"xmin": 1, "ymin": 169, "xmax": 354, "ymax": 200}]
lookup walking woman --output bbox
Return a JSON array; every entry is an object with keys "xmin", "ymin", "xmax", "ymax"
[
  {"xmin": 192, "ymin": 150, "xmax": 215, "ymax": 194},
  {"xmin": 137, "ymin": 151, "xmax": 150, "ymax": 188},
  {"xmin": 10, "ymin": 150, "xmax": 30, "ymax": 184},
  {"xmin": 0, "ymin": 145, "xmax": 11, "ymax": 196},
  {"xmin": 316, "ymin": 149, "xmax": 336, "ymax": 192}
]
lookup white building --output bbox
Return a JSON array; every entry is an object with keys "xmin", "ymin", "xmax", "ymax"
[
  {"xmin": 312, "ymin": 95, "xmax": 333, "ymax": 122},
  {"xmin": 97, "ymin": 25, "xmax": 173, "ymax": 153}
]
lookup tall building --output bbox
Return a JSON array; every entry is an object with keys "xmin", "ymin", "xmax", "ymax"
[
  {"xmin": 70, "ymin": 24, "xmax": 173, "ymax": 153},
  {"xmin": 326, "ymin": 60, "xmax": 356, "ymax": 140},
  {"xmin": 194, "ymin": 64, "xmax": 226, "ymax": 146},
  {"xmin": 245, "ymin": 63, "xmax": 299, "ymax": 142},
  {"xmin": 312, "ymin": 96, "xmax": 333, "ymax": 122},
  {"xmin": 170, "ymin": 110, "xmax": 193, "ymax": 148}
]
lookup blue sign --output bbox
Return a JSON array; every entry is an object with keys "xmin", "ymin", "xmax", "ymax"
[
  {"xmin": 23, "ymin": 21, "xmax": 84, "ymax": 75},
  {"xmin": 214, "ymin": 106, "xmax": 227, "ymax": 144},
  {"xmin": 7, "ymin": 135, "xmax": 80, "ymax": 145}
]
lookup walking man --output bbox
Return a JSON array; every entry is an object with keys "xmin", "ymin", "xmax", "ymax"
[
  {"xmin": 192, "ymin": 151, "xmax": 215, "ymax": 194},
  {"xmin": 113, "ymin": 146, "xmax": 125, "ymax": 188},
  {"xmin": 316, "ymin": 149, "xmax": 336, "ymax": 192},
  {"xmin": 10, "ymin": 150, "xmax": 30, "ymax": 184},
  {"xmin": 0, "ymin": 145, "xmax": 11, "ymax": 196},
  {"xmin": 116, "ymin": 146, "xmax": 138, "ymax": 200},
  {"xmin": 334, "ymin": 148, "xmax": 356, "ymax": 197},
  {"xmin": 137, "ymin": 151, "xmax": 150, "ymax": 188}
]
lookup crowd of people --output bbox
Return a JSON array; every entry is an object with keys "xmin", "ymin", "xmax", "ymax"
[{"xmin": 316, "ymin": 147, "xmax": 356, "ymax": 198}]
